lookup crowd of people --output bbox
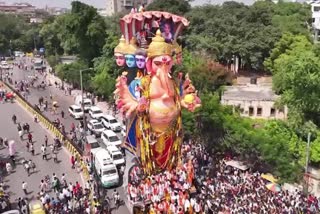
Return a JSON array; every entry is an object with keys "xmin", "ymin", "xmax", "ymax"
[
  {"xmin": 128, "ymin": 141, "xmax": 320, "ymax": 214},
  {"xmin": 15, "ymin": 172, "xmax": 92, "ymax": 214}
]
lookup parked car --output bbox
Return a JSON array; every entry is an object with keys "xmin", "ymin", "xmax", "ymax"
[
  {"xmin": 68, "ymin": 105, "xmax": 83, "ymax": 119},
  {"xmin": 85, "ymin": 135, "xmax": 101, "ymax": 160},
  {"xmin": 89, "ymin": 106, "xmax": 104, "ymax": 119},
  {"xmin": 101, "ymin": 130, "xmax": 122, "ymax": 147},
  {"xmin": 87, "ymin": 119, "xmax": 105, "ymax": 137},
  {"xmin": 1, "ymin": 61, "xmax": 9, "ymax": 70},
  {"xmin": 2, "ymin": 210, "xmax": 20, "ymax": 214},
  {"xmin": 75, "ymin": 95, "xmax": 92, "ymax": 113},
  {"xmin": 106, "ymin": 145, "xmax": 125, "ymax": 167},
  {"xmin": 121, "ymin": 125, "xmax": 126, "ymax": 138},
  {"xmin": 100, "ymin": 114, "xmax": 121, "ymax": 132}
]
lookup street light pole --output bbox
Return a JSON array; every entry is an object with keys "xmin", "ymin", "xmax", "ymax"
[
  {"xmin": 79, "ymin": 68, "xmax": 92, "ymax": 134},
  {"xmin": 305, "ymin": 132, "xmax": 311, "ymax": 196}
]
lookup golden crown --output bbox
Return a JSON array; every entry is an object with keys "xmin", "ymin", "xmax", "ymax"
[
  {"xmin": 147, "ymin": 30, "xmax": 172, "ymax": 58},
  {"xmin": 114, "ymin": 35, "xmax": 127, "ymax": 54},
  {"xmin": 124, "ymin": 37, "xmax": 138, "ymax": 55},
  {"xmin": 172, "ymin": 41, "xmax": 182, "ymax": 54}
]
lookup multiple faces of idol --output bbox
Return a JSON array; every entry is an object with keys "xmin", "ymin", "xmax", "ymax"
[
  {"xmin": 114, "ymin": 53, "xmax": 146, "ymax": 69},
  {"xmin": 115, "ymin": 52, "xmax": 146, "ymax": 69}
]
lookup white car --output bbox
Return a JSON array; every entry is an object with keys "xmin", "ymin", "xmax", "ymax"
[
  {"xmin": 101, "ymin": 130, "xmax": 122, "ymax": 147},
  {"xmin": 87, "ymin": 119, "xmax": 105, "ymax": 137},
  {"xmin": 89, "ymin": 106, "xmax": 103, "ymax": 119},
  {"xmin": 100, "ymin": 114, "xmax": 121, "ymax": 132},
  {"xmin": 75, "ymin": 95, "xmax": 92, "ymax": 113},
  {"xmin": 1, "ymin": 61, "xmax": 9, "ymax": 70},
  {"xmin": 121, "ymin": 125, "xmax": 126, "ymax": 138},
  {"xmin": 106, "ymin": 145, "xmax": 125, "ymax": 166},
  {"xmin": 68, "ymin": 105, "xmax": 84, "ymax": 119}
]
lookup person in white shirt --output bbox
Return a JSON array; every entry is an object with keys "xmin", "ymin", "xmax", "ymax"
[
  {"xmin": 194, "ymin": 201, "xmax": 201, "ymax": 214},
  {"xmin": 6, "ymin": 162, "xmax": 12, "ymax": 174},
  {"xmin": 184, "ymin": 198, "xmax": 191, "ymax": 212},
  {"xmin": 22, "ymin": 181, "xmax": 28, "ymax": 195}
]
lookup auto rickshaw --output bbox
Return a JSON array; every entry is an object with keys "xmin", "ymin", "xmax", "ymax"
[{"xmin": 29, "ymin": 200, "xmax": 45, "ymax": 214}]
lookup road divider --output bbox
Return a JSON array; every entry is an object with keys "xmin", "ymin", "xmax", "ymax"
[{"xmin": 1, "ymin": 81, "xmax": 90, "ymax": 181}]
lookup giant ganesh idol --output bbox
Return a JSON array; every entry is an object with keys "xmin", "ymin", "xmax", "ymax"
[{"xmin": 114, "ymin": 11, "xmax": 201, "ymax": 175}]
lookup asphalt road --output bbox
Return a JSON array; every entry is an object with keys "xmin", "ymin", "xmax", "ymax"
[
  {"xmin": 8, "ymin": 58, "xmax": 132, "ymax": 213},
  {"xmin": 0, "ymin": 98, "xmax": 83, "ymax": 209}
]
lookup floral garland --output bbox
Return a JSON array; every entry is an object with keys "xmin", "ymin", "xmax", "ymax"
[{"xmin": 136, "ymin": 74, "xmax": 183, "ymax": 175}]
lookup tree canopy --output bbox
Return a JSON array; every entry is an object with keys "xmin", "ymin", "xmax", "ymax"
[{"xmin": 146, "ymin": 0, "xmax": 192, "ymax": 15}]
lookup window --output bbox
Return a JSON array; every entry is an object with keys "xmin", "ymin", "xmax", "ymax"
[
  {"xmin": 250, "ymin": 77, "xmax": 257, "ymax": 85},
  {"xmin": 74, "ymin": 108, "xmax": 82, "ymax": 113},
  {"xmin": 110, "ymin": 119, "xmax": 118, "ymax": 124},
  {"xmin": 108, "ymin": 136, "xmax": 119, "ymax": 142},
  {"xmin": 90, "ymin": 142, "xmax": 100, "ymax": 149},
  {"xmin": 257, "ymin": 107, "xmax": 262, "ymax": 116},
  {"xmin": 249, "ymin": 107, "xmax": 254, "ymax": 116},
  {"xmin": 270, "ymin": 108, "xmax": 275, "ymax": 116},
  {"xmin": 279, "ymin": 108, "xmax": 284, "ymax": 113},
  {"xmin": 103, "ymin": 169, "xmax": 117, "ymax": 176},
  {"xmin": 314, "ymin": 6, "xmax": 320, "ymax": 12},
  {"xmin": 113, "ymin": 154, "xmax": 123, "ymax": 160}
]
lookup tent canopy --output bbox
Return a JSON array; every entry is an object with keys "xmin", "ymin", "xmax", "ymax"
[
  {"xmin": 224, "ymin": 160, "xmax": 249, "ymax": 171},
  {"xmin": 261, "ymin": 173, "xmax": 278, "ymax": 183}
]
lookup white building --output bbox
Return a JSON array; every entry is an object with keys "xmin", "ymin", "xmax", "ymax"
[
  {"xmin": 309, "ymin": 0, "xmax": 320, "ymax": 41},
  {"xmin": 221, "ymin": 77, "xmax": 288, "ymax": 120},
  {"xmin": 30, "ymin": 17, "xmax": 43, "ymax": 23},
  {"xmin": 106, "ymin": 0, "xmax": 153, "ymax": 16}
]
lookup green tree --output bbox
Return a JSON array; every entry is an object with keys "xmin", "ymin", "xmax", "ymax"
[
  {"xmin": 185, "ymin": 2, "xmax": 281, "ymax": 71},
  {"xmin": 264, "ymin": 33, "xmax": 312, "ymax": 73},
  {"xmin": 272, "ymin": 2, "xmax": 311, "ymax": 35},
  {"xmin": 146, "ymin": 0, "xmax": 191, "ymax": 15},
  {"xmin": 91, "ymin": 57, "xmax": 116, "ymax": 100},
  {"xmin": 67, "ymin": 1, "xmax": 107, "ymax": 65},
  {"xmin": 272, "ymin": 39, "xmax": 320, "ymax": 127},
  {"xmin": 0, "ymin": 14, "xmax": 37, "ymax": 55},
  {"xmin": 91, "ymin": 13, "xmax": 123, "ymax": 100},
  {"xmin": 39, "ymin": 18, "xmax": 64, "ymax": 56},
  {"xmin": 55, "ymin": 61, "xmax": 93, "ymax": 89}
]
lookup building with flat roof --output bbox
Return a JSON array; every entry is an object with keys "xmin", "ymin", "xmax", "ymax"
[
  {"xmin": 0, "ymin": 2, "xmax": 36, "ymax": 17},
  {"xmin": 221, "ymin": 76, "xmax": 287, "ymax": 120}
]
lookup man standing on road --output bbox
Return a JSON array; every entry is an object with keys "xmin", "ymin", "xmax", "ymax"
[
  {"xmin": 22, "ymin": 181, "xmax": 28, "ymax": 195},
  {"xmin": 27, "ymin": 132, "xmax": 32, "ymax": 143},
  {"xmin": 71, "ymin": 155, "xmax": 75, "ymax": 169},
  {"xmin": 44, "ymin": 100, "xmax": 48, "ymax": 111},
  {"xmin": 61, "ymin": 110, "xmax": 65, "ymax": 118},
  {"xmin": 41, "ymin": 144, "xmax": 47, "ymax": 160},
  {"xmin": 44, "ymin": 135, "xmax": 48, "ymax": 147},
  {"xmin": 30, "ymin": 143, "xmax": 35, "ymax": 155}
]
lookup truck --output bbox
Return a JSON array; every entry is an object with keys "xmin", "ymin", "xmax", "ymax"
[{"xmin": 34, "ymin": 58, "xmax": 45, "ymax": 71}]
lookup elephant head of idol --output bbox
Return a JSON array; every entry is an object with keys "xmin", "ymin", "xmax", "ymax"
[
  {"xmin": 146, "ymin": 30, "xmax": 173, "ymax": 94},
  {"xmin": 114, "ymin": 35, "xmax": 127, "ymax": 67}
]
